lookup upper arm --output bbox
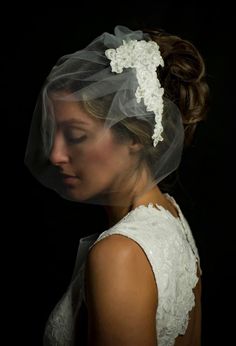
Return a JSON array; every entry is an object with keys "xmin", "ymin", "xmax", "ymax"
[{"xmin": 84, "ymin": 234, "xmax": 158, "ymax": 346}]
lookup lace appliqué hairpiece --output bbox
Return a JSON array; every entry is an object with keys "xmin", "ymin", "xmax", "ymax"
[{"xmin": 105, "ymin": 39, "xmax": 164, "ymax": 147}]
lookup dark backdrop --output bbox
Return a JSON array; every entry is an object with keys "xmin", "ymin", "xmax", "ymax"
[{"xmin": 5, "ymin": 2, "xmax": 234, "ymax": 345}]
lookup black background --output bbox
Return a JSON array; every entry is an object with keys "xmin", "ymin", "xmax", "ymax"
[{"xmin": 4, "ymin": 2, "xmax": 234, "ymax": 345}]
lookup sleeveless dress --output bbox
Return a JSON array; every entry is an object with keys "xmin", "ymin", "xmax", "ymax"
[{"xmin": 43, "ymin": 195, "xmax": 201, "ymax": 346}]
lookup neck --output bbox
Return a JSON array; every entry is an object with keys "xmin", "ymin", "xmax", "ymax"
[
  {"xmin": 103, "ymin": 204, "xmax": 132, "ymax": 227},
  {"xmin": 103, "ymin": 184, "xmax": 177, "ymax": 227},
  {"xmin": 102, "ymin": 166, "xmax": 149, "ymax": 226},
  {"xmin": 103, "ymin": 185, "xmax": 165, "ymax": 226}
]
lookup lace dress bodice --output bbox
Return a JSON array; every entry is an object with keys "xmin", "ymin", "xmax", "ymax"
[{"xmin": 43, "ymin": 195, "xmax": 201, "ymax": 346}]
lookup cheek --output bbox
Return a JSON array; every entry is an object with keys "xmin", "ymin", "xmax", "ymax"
[
  {"xmin": 86, "ymin": 143, "xmax": 129, "ymax": 172},
  {"xmin": 88, "ymin": 148, "xmax": 114, "ymax": 167}
]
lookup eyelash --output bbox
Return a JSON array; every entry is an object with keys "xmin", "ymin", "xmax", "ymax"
[{"xmin": 66, "ymin": 135, "xmax": 87, "ymax": 144}]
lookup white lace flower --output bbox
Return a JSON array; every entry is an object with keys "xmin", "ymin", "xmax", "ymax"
[{"xmin": 105, "ymin": 39, "xmax": 164, "ymax": 147}]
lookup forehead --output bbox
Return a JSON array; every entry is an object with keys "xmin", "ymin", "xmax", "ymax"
[{"xmin": 49, "ymin": 92, "xmax": 96, "ymax": 127}]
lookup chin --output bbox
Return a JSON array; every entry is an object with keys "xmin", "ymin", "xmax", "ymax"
[
  {"xmin": 57, "ymin": 187, "xmax": 97, "ymax": 203},
  {"xmin": 58, "ymin": 188, "xmax": 113, "ymax": 205}
]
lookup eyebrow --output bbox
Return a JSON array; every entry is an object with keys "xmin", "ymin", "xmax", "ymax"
[{"xmin": 58, "ymin": 118, "xmax": 89, "ymax": 127}]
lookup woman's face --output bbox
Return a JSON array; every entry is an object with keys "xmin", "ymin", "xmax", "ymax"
[{"xmin": 49, "ymin": 94, "xmax": 137, "ymax": 203}]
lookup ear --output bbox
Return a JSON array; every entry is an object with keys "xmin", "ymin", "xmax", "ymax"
[{"xmin": 128, "ymin": 141, "xmax": 143, "ymax": 154}]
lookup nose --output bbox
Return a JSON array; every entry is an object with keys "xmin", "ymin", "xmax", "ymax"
[{"xmin": 49, "ymin": 132, "xmax": 69, "ymax": 166}]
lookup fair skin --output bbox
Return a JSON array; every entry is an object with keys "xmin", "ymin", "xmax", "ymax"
[
  {"xmin": 49, "ymin": 92, "xmax": 143, "ymax": 209},
  {"xmin": 49, "ymin": 93, "xmax": 201, "ymax": 345},
  {"xmin": 85, "ymin": 234, "xmax": 158, "ymax": 346},
  {"xmin": 49, "ymin": 92, "xmax": 177, "ymax": 222}
]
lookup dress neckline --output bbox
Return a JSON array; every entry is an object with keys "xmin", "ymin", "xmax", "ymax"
[
  {"xmin": 122, "ymin": 193, "xmax": 183, "ymax": 222},
  {"xmin": 79, "ymin": 194, "xmax": 185, "ymax": 242}
]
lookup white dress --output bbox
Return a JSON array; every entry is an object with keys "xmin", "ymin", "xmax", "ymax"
[{"xmin": 43, "ymin": 195, "xmax": 201, "ymax": 346}]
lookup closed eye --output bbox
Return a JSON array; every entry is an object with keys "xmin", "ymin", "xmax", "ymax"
[{"xmin": 66, "ymin": 135, "xmax": 87, "ymax": 144}]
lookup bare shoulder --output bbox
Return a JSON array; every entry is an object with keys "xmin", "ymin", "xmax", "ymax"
[
  {"xmin": 85, "ymin": 234, "xmax": 158, "ymax": 345},
  {"xmin": 88, "ymin": 233, "xmax": 144, "ymax": 257},
  {"xmin": 86, "ymin": 234, "xmax": 156, "ymax": 283}
]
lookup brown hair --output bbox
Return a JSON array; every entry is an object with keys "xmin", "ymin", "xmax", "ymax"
[
  {"xmin": 83, "ymin": 29, "xmax": 209, "ymax": 148},
  {"xmin": 91, "ymin": 28, "xmax": 209, "ymax": 190},
  {"xmin": 145, "ymin": 28, "xmax": 209, "ymax": 145}
]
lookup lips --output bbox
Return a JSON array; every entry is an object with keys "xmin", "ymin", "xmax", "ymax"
[
  {"xmin": 61, "ymin": 173, "xmax": 78, "ymax": 178},
  {"xmin": 60, "ymin": 173, "xmax": 79, "ymax": 185}
]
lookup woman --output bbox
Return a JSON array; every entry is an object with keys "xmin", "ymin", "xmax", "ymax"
[{"xmin": 25, "ymin": 25, "xmax": 208, "ymax": 345}]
